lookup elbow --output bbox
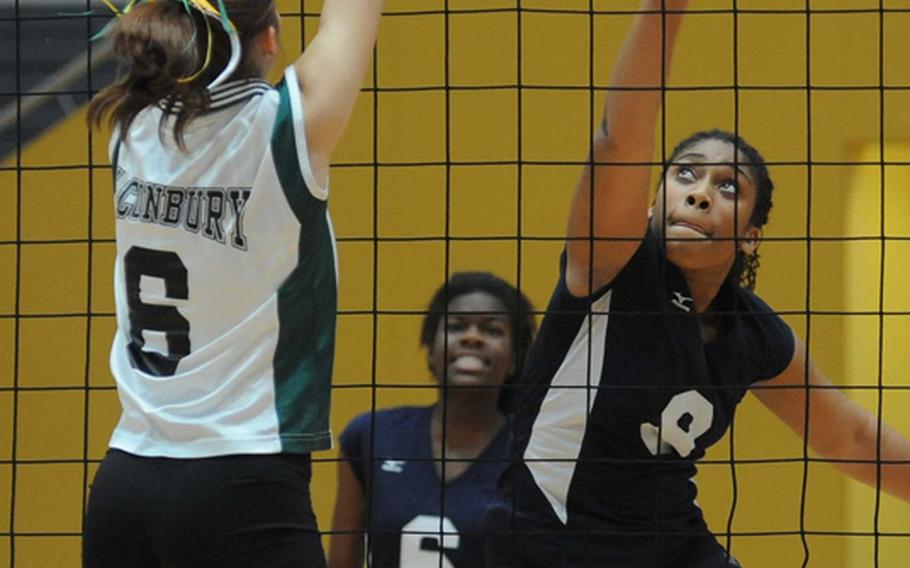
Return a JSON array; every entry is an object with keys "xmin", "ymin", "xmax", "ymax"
[
  {"xmin": 565, "ymin": 257, "xmax": 613, "ymax": 297},
  {"xmin": 812, "ymin": 413, "xmax": 877, "ymax": 464},
  {"xmin": 565, "ymin": 266, "xmax": 593, "ymax": 297}
]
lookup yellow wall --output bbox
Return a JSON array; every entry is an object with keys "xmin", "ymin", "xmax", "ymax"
[
  {"xmin": 840, "ymin": 144, "xmax": 910, "ymax": 565},
  {"xmin": 2, "ymin": 0, "xmax": 909, "ymax": 565}
]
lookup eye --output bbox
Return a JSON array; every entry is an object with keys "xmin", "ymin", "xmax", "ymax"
[
  {"xmin": 483, "ymin": 323, "xmax": 506, "ymax": 337},
  {"xmin": 676, "ymin": 166, "xmax": 696, "ymax": 182},
  {"xmin": 718, "ymin": 179, "xmax": 739, "ymax": 197},
  {"xmin": 445, "ymin": 320, "xmax": 466, "ymax": 333}
]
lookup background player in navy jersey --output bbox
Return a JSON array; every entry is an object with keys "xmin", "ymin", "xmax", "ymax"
[
  {"xmin": 485, "ymin": 1, "xmax": 910, "ymax": 566},
  {"xmin": 83, "ymin": 1, "xmax": 381, "ymax": 566},
  {"xmin": 329, "ymin": 272, "xmax": 536, "ymax": 568}
]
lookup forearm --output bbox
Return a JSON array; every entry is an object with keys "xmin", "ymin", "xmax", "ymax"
[
  {"xmin": 565, "ymin": 0, "xmax": 688, "ymax": 293},
  {"xmin": 758, "ymin": 338, "xmax": 910, "ymax": 504},
  {"xmin": 328, "ymin": 532, "xmax": 365, "ymax": 568},
  {"xmin": 828, "ymin": 416, "xmax": 910, "ymax": 503},
  {"xmin": 328, "ymin": 459, "xmax": 368, "ymax": 568},
  {"xmin": 604, "ymin": 0, "xmax": 687, "ymax": 151}
]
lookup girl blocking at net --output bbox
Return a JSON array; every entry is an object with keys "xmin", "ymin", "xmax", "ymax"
[
  {"xmin": 484, "ymin": 1, "xmax": 910, "ymax": 567},
  {"xmin": 82, "ymin": 1, "xmax": 381, "ymax": 566},
  {"xmin": 329, "ymin": 273, "xmax": 536, "ymax": 568}
]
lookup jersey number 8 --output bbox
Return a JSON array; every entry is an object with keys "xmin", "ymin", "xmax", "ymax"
[{"xmin": 640, "ymin": 390, "xmax": 714, "ymax": 458}]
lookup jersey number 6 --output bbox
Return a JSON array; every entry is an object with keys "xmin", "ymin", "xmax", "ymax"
[
  {"xmin": 400, "ymin": 515, "xmax": 460, "ymax": 568},
  {"xmin": 124, "ymin": 246, "xmax": 190, "ymax": 377}
]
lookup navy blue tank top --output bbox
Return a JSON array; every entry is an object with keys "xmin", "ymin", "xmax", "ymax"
[
  {"xmin": 494, "ymin": 232, "xmax": 794, "ymax": 567},
  {"xmin": 340, "ymin": 405, "xmax": 510, "ymax": 567}
]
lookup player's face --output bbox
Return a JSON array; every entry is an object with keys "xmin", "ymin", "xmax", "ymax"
[
  {"xmin": 649, "ymin": 138, "xmax": 762, "ymax": 279},
  {"xmin": 427, "ymin": 292, "xmax": 514, "ymax": 390}
]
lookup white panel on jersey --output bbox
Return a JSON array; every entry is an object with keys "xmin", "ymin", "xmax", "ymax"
[{"xmin": 524, "ymin": 291, "xmax": 612, "ymax": 525}]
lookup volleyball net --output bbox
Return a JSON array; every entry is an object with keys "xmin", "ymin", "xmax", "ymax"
[{"xmin": 1, "ymin": 0, "xmax": 909, "ymax": 566}]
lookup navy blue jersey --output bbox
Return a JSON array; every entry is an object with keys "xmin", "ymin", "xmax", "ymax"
[
  {"xmin": 340, "ymin": 406, "xmax": 510, "ymax": 568},
  {"xmin": 491, "ymin": 232, "xmax": 794, "ymax": 567}
]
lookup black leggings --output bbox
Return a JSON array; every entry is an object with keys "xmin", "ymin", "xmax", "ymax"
[{"xmin": 83, "ymin": 449, "xmax": 327, "ymax": 568}]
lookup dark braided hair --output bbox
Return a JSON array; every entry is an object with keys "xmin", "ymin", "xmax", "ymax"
[
  {"xmin": 664, "ymin": 129, "xmax": 775, "ymax": 290},
  {"xmin": 420, "ymin": 272, "xmax": 536, "ymax": 414}
]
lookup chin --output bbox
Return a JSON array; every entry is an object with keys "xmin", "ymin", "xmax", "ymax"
[
  {"xmin": 665, "ymin": 243, "xmax": 731, "ymax": 272},
  {"xmin": 664, "ymin": 240, "xmax": 704, "ymax": 263},
  {"xmin": 444, "ymin": 375, "xmax": 496, "ymax": 390}
]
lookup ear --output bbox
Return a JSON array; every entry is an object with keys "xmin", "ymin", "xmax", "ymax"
[
  {"xmin": 649, "ymin": 184, "xmax": 666, "ymax": 220},
  {"xmin": 740, "ymin": 226, "xmax": 762, "ymax": 256},
  {"xmin": 259, "ymin": 25, "xmax": 279, "ymax": 57},
  {"xmin": 426, "ymin": 347, "xmax": 437, "ymax": 377}
]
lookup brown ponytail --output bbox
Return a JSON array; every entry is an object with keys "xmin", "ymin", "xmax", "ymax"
[{"xmin": 88, "ymin": 0, "xmax": 278, "ymax": 150}]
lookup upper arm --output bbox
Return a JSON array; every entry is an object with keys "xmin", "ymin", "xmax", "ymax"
[
  {"xmin": 565, "ymin": 131, "xmax": 652, "ymax": 296},
  {"xmin": 328, "ymin": 455, "xmax": 367, "ymax": 568},
  {"xmin": 752, "ymin": 332, "xmax": 872, "ymax": 458},
  {"xmin": 293, "ymin": 0, "xmax": 383, "ymax": 184}
]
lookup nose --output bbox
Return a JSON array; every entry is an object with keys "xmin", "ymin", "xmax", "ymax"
[
  {"xmin": 685, "ymin": 187, "xmax": 712, "ymax": 211},
  {"xmin": 457, "ymin": 324, "xmax": 484, "ymax": 346}
]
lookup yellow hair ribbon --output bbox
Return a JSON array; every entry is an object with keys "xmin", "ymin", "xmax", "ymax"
[
  {"xmin": 183, "ymin": 0, "xmax": 242, "ymax": 88},
  {"xmin": 186, "ymin": 0, "xmax": 219, "ymax": 18},
  {"xmin": 122, "ymin": 0, "xmax": 142, "ymax": 13},
  {"xmin": 97, "ymin": 0, "xmax": 147, "ymax": 17},
  {"xmin": 99, "ymin": 0, "xmax": 122, "ymax": 15},
  {"xmin": 177, "ymin": 12, "xmax": 214, "ymax": 84},
  {"xmin": 183, "ymin": 0, "xmax": 237, "ymax": 33}
]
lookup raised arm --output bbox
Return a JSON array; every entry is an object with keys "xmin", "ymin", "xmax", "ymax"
[
  {"xmin": 566, "ymin": 0, "xmax": 688, "ymax": 296},
  {"xmin": 328, "ymin": 456, "xmax": 367, "ymax": 568},
  {"xmin": 754, "ymin": 334, "xmax": 910, "ymax": 502},
  {"xmin": 293, "ymin": 0, "xmax": 383, "ymax": 186}
]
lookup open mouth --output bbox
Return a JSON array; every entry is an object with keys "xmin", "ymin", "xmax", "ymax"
[{"xmin": 450, "ymin": 354, "xmax": 486, "ymax": 373}]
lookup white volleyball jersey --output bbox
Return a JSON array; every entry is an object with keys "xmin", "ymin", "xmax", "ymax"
[{"xmin": 108, "ymin": 66, "xmax": 337, "ymax": 458}]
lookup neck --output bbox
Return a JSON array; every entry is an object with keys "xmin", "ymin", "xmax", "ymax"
[
  {"xmin": 681, "ymin": 267, "xmax": 727, "ymax": 313},
  {"xmin": 431, "ymin": 389, "xmax": 504, "ymax": 450}
]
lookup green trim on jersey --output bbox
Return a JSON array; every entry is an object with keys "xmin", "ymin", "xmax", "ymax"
[{"xmin": 270, "ymin": 79, "xmax": 336, "ymax": 453}]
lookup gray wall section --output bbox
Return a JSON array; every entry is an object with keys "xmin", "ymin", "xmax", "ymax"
[{"xmin": 1, "ymin": 1, "xmax": 119, "ymax": 159}]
